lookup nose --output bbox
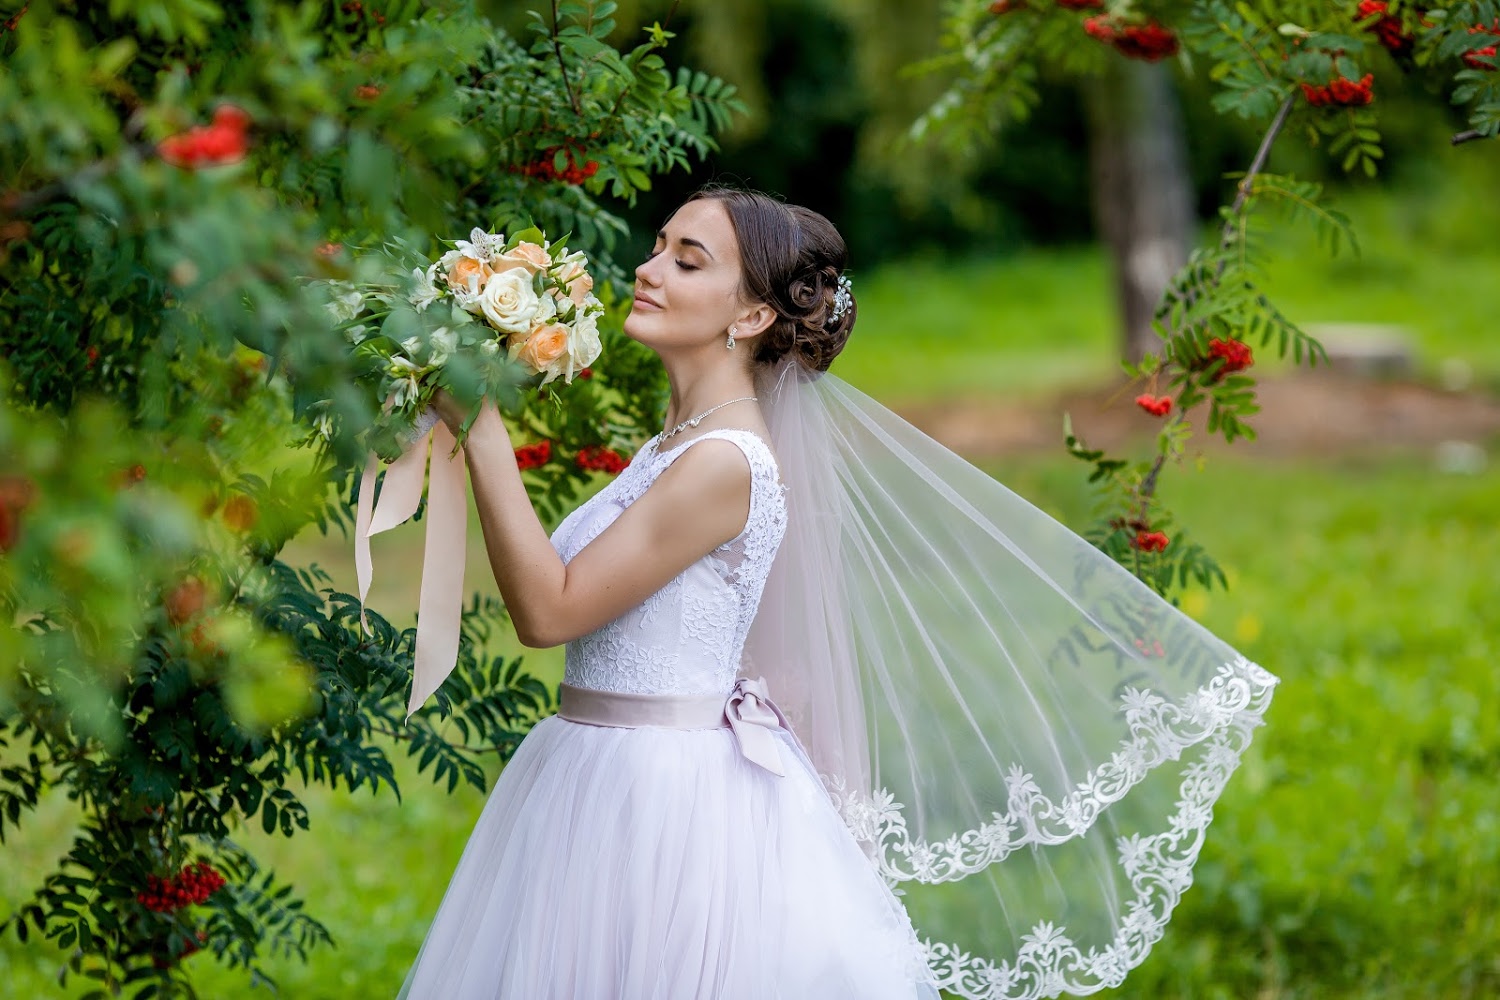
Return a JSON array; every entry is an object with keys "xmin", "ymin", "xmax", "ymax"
[{"xmin": 635, "ymin": 252, "xmax": 663, "ymax": 288}]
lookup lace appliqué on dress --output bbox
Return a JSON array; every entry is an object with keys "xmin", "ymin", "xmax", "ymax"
[{"xmin": 557, "ymin": 429, "xmax": 788, "ymax": 698}]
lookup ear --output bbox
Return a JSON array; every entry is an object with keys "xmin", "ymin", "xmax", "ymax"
[{"xmin": 731, "ymin": 301, "xmax": 777, "ymax": 342}]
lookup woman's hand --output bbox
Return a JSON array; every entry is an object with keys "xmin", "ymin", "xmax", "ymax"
[
  {"xmin": 430, "ymin": 388, "xmax": 473, "ymax": 436},
  {"xmin": 431, "ymin": 388, "xmax": 503, "ymax": 439}
]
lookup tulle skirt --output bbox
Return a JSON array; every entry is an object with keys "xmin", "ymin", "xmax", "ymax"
[{"xmin": 398, "ymin": 715, "xmax": 939, "ymax": 1000}]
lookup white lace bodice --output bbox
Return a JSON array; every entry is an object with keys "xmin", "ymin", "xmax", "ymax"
[{"xmin": 550, "ymin": 429, "xmax": 788, "ymax": 697}]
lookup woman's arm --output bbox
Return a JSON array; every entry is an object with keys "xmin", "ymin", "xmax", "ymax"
[{"xmin": 442, "ymin": 397, "xmax": 753, "ymax": 648}]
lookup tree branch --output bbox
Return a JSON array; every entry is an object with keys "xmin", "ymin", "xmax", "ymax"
[
  {"xmin": 1451, "ymin": 127, "xmax": 1497, "ymax": 146},
  {"xmin": 1220, "ymin": 91, "xmax": 1297, "ymax": 251},
  {"xmin": 551, "ymin": 0, "xmax": 582, "ymax": 116},
  {"xmin": 1137, "ymin": 91, "xmax": 1296, "ymax": 519}
]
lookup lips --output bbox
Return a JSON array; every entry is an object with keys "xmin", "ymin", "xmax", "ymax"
[{"xmin": 632, "ymin": 290, "xmax": 663, "ymax": 310}]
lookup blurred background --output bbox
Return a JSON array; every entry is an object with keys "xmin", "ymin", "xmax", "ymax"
[{"xmin": 3, "ymin": 1, "xmax": 1498, "ymax": 997}]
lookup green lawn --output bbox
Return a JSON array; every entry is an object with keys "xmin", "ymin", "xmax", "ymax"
[
  {"xmin": 4, "ymin": 172, "xmax": 1500, "ymax": 996},
  {"xmin": 4, "ymin": 455, "xmax": 1495, "ymax": 998}
]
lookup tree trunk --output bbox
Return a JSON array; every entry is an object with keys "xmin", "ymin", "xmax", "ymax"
[{"xmin": 1082, "ymin": 60, "xmax": 1195, "ymax": 365}]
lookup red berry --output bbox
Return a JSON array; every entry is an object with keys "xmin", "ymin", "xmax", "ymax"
[
  {"xmin": 1134, "ymin": 393, "xmax": 1173, "ymax": 417},
  {"xmin": 1130, "ymin": 529, "xmax": 1170, "ymax": 553}
]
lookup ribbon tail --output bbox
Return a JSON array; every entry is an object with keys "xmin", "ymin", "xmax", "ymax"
[
  {"xmin": 369, "ymin": 433, "xmax": 432, "ymax": 535},
  {"xmin": 407, "ymin": 421, "xmax": 468, "ymax": 718},
  {"xmin": 354, "ymin": 452, "xmax": 381, "ymax": 636},
  {"xmin": 730, "ymin": 719, "xmax": 787, "ymax": 776}
]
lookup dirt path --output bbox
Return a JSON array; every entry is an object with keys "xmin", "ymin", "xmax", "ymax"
[{"xmin": 897, "ymin": 373, "xmax": 1500, "ymax": 461}]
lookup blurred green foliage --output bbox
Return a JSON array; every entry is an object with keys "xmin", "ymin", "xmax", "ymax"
[{"xmin": 0, "ymin": 0, "xmax": 739, "ymax": 992}]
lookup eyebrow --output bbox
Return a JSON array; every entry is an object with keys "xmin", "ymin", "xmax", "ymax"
[{"xmin": 656, "ymin": 229, "xmax": 716, "ymax": 261}]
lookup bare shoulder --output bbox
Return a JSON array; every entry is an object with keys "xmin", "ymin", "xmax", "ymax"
[{"xmin": 653, "ymin": 437, "xmax": 754, "ymax": 502}]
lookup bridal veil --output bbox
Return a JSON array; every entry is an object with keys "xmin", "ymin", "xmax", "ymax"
[{"xmin": 747, "ymin": 356, "xmax": 1278, "ymax": 998}]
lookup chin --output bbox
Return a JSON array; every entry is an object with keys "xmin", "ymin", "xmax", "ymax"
[{"xmin": 622, "ymin": 310, "xmax": 670, "ymax": 349}]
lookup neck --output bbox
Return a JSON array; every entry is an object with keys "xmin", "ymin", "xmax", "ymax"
[{"xmin": 658, "ymin": 347, "xmax": 757, "ymax": 435}]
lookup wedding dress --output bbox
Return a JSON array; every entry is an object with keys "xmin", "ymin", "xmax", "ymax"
[{"xmin": 397, "ymin": 428, "xmax": 941, "ymax": 999}]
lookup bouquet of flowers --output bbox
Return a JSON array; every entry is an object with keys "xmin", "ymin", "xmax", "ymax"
[
  {"xmin": 317, "ymin": 227, "xmax": 605, "ymax": 714},
  {"xmin": 322, "ymin": 225, "xmax": 604, "ymax": 460}
]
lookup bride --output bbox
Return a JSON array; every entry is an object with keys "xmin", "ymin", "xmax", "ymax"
[{"xmin": 399, "ymin": 186, "xmax": 1277, "ymax": 999}]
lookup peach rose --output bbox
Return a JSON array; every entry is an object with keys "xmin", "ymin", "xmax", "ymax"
[
  {"xmin": 493, "ymin": 241, "xmax": 552, "ymax": 276},
  {"xmin": 514, "ymin": 323, "xmax": 570, "ymax": 374},
  {"xmin": 444, "ymin": 255, "xmax": 492, "ymax": 294},
  {"xmin": 558, "ymin": 261, "xmax": 594, "ymax": 305}
]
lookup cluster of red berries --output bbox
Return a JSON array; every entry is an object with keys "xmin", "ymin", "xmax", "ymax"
[
  {"xmin": 1134, "ymin": 393, "xmax": 1173, "ymax": 417},
  {"xmin": 1084, "ymin": 17, "xmax": 1181, "ymax": 61},
  {"xmin": 1202, "ymin": 337, "xmax": 1254, "ymax": 380},
  {"xmin": 108, "ymin": 463, "xmax": 148, "ymax": 491},
  {"xmin": 316, "ymin": 242, "xmax": 342, "ymax": 258},
  {"xmin": 1131, "ymin": 530, "xmax": 1171, "ymax": 553},
  {"xmin": 354, "ymin": 84, "xmax": 383, "ymax": 100},
  {"xmin": 1133, "ymin": 636, "xmax": 1167, "ymax": 658},
  {"xmin": 1300, "ymin": 72, "xmax": 1376, "ymax": 107},
  {"xmin": 1356, "ymin": 1, "xmax": 1415, "ymax": 55},
  {"xmin": 577, "ymin": 367, "xmax": 594, "ymax": 380},
  {"xmin": 513, "ymin": 145, "xmax": 601, "ymax": 186},
  {"xmin": 341, "ymin": 1, "xmax": 386, "ymax": 25},
  {"xmin": 0, "ymin": 475, "xmax": 36, "ymax": 554},
  {"xmin": 137, "ymin": 863, "xmax": 227, "ymax": 914},
  {"xmin": 575, "ymin": 446, "xmax": 630, "ymax": 475},
  {"xmin": 165, "ymin": 576, "xmax": 210, "ymax": 626},
  {"xmin": 1464, "ymin": 21, "xmax": 1500, "ymax": 71},
  {"xmin": 514, "ymin": 440, "xmax": 552, "ymax": 471},
  {"xmin": 158, "ymin": 105, "xmax": 251, "ymax": 169}
]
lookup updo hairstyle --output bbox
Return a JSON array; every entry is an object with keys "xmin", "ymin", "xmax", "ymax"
[{"xmin": 684, "ymin": 185, "xmax": 855, "ymax": 373}]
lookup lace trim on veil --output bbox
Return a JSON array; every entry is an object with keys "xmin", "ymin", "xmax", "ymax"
[{"xmin": 826, "ymin": 655, "xmax": 1277, "ymax": 999}]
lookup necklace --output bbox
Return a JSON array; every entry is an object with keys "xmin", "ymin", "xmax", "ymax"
[{"xmin": 660, "ymin": 396, "xmax": 758, "ymax": 442}]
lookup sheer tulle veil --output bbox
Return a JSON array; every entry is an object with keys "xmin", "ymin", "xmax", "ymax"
[{"xmin": 747, "ymin": 355, "xmax": 1278, "ymax": 998}]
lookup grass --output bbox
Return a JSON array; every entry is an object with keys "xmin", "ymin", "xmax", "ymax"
[
  {"xmin": 4, "ymin": 168, "xmax": 1500, "ymax": 996},
  {"xmin": 5, "ymin": 456, "xmax": 1496, "ymax": 998}
]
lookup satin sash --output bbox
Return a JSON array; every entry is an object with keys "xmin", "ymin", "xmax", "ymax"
[{"xmin": 558, "ymin": 677, "xmax": 793, "ymax": 776}]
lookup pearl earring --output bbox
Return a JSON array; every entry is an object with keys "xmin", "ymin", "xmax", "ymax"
[{"xmin": 726, "ymin": 325, "xmax": 736, "ymax": 350}]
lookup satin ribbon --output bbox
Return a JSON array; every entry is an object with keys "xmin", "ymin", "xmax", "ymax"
[
  {"xmin": 558, "ymin": 676, "xmax": 792, "ymax": 776},
  {"xmin": 355, "ymin": 419, "xmax": 468, "ymax": 717}
]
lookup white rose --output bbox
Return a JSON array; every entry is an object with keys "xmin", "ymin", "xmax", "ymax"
[
  {"xmin": 566, "ymin": 309, "xmax": 602, "ymax": 376},
  {"xmin": 478, "ymin": 268, "xmax": 542, "ymax": 335}
]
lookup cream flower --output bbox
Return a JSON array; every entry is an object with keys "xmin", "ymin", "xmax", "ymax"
[
  {"xmin": 388, "ymin": 356, "xmax": 424, "ymax": 409},
  {"xmin": 478, "ymin": 268, "xmax": 542, "ymax": 334},
  {"xmin": 408, "ymin": 265, "xmax": 442, "ymax": 312},
  {"xmin": 324, "ymin": 281, "xmax": 365, "ymax": 323},
  {"xmin": 566, "ymin": 308, "xmax": 602, "ymax": 377},
  {"xmin": 427, "ymin": 326, "xmax": 457, "ymax": 367}
]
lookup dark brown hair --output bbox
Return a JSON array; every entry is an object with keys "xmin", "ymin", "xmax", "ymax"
[{"xmin": 684, "ymin": 184, "xmax": 855, "ymax": 373}]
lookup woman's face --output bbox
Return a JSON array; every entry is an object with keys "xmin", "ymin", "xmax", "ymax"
[{"xmin": 623, "ymin": 198, "xmax": 747, "ymax": 351}]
